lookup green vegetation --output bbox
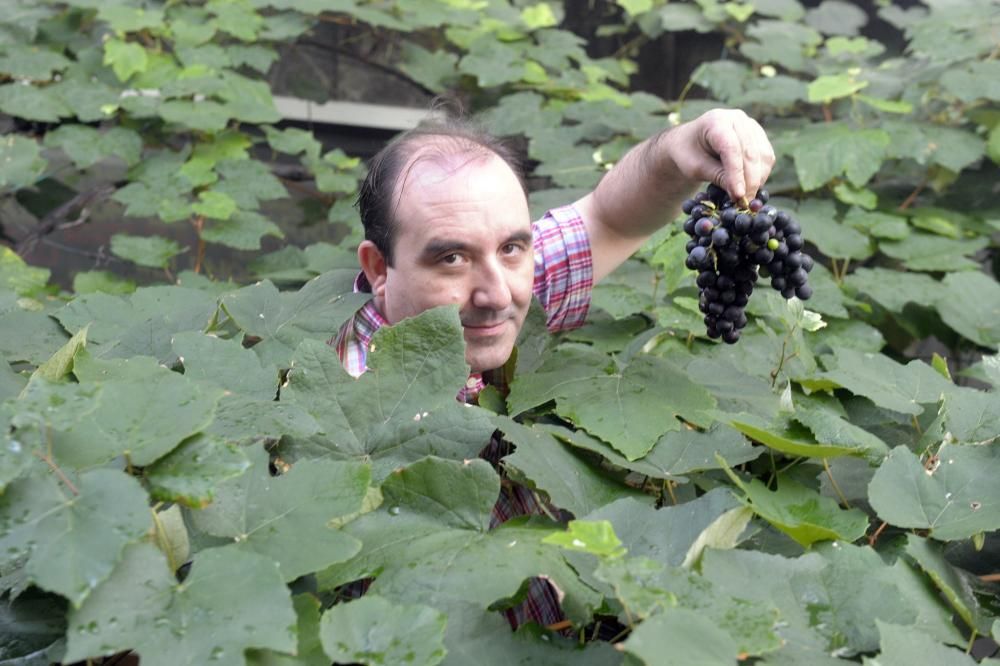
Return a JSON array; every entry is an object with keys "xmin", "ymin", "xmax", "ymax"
[{"xmin": 1, "ymin": 0, "xmax": 999, "ymax": 664}]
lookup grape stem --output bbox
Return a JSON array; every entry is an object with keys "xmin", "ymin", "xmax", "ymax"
[{"xmin": 823, "ymin": 458, "xmax": 851, "ymax": 509}]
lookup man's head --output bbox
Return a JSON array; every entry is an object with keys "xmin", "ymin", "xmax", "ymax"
[{"xmin": 356, "ymin": 120, "xmax": 535, "ymax": 373}]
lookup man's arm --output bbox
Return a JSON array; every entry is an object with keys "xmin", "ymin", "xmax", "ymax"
[{"xmin": 573, "ymin": 108, "xmax": 775, "ymax": 282}]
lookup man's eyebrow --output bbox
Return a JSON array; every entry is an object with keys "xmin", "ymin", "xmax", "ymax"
[
  {"xmin": 505, "ymin": 230, "xmax": 533, "ymax": 245},
  {"xmin": 420, "ymin": 239, "xmax": 473, "ymax": 259},
  {"xmin": 420, "ymin": 231, "xmax": 532, "ymax": 259}
]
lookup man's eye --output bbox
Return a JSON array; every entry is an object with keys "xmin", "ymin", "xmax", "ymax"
[
  {"xmin": 441, "ymin": 253, "xmax": 462, "ymax": 265},
  {"xmin": 501, "ymin": 243, "xmax": 523, "ymax": 255}
]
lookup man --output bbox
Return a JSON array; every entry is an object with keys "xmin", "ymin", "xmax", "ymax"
[{"xmin": 330, "ymin": 108, "xmax": 775, "ymax": 627}]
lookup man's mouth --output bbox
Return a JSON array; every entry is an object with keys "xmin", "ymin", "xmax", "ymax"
[{"xmin": 462, "ymin": 320, "xmax": 508, "ymax": 336}]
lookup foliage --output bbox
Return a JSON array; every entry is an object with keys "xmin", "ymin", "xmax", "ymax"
[{"xmin": 1, "ymin": 0, "xmax": 1000, "ymax": 664}]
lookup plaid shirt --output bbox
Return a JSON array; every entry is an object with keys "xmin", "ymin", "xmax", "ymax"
[{"xmin": 331, "ymin": 205, "xmax": 593, "ymax": 629}]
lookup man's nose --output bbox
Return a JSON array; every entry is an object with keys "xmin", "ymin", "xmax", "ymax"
[{"xmin": 470, "ymin": 259, "xmax": 513, "ymax": 311}]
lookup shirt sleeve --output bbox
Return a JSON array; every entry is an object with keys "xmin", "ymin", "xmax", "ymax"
[{"xmin": 531, "ymin": 204, "xmax": 593, "ymax": 332}]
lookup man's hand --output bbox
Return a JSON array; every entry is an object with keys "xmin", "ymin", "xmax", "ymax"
[
  {"xmin": 655, "ymin": 108, "xmax": 775, "ymax": 204},
  {"xmin": 575, "ymin": 108, "xmax": 776, "ymax": 282}
]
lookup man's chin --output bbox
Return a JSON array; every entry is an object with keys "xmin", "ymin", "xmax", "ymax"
[{"xmin": 464, "ymin": 340, "xmax": 515, "ymax": 373}]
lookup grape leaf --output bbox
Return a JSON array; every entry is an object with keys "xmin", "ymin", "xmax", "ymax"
[
  {"xmin": 0, "ymin": 83, "xmax": 72, "ymax": 122},
  {"xmin": 869, "ymin": 621, "xmax": 977, "ymax": 666},
  {"xmin": 724, "ymin": 468, "xmax": 869, "ymax": 547},
  {"xmin": 64, "ymin": 543, "xmax": 296, "ymax": 666},
  {"xmin": 622, "ymin": 605, "xmax": 738, "ymax": 664},
  {"xmin": 56, "ymin": 286, "xmax": 219, "ymax": 363},
  {"xmin": 598, "ymin": 557, "xmax": 782, "ymax": 657},
  {"xmin": 190, "ymin": 444, "xmax": 371, "ymax": 581},
  {"xmin": 110, "ymin": 234, "xmax": 184, "ymax": 269},
  {"xmin": 868, "ymin": 444, "xmax": 1000, "ymax": 541},
  {"xmin": 278, "ymin": 308, "xmax": 496, "ymax": 479},
  {"xmin": 932, "ymin": 271, "xmax": 1000, "ymax": 349},
  {"xmin": 903, "ymin": 535, "xmax": 993, "ymax": 634},
  {"xmin": 246, "ymin": 594, "xmax": 328, "ymax": 666},
  {"xmin": 788, "ymin": 122, "xmax": 889, "ymax": 190},
  {"xmin": 202, "ymin": 210, "xmax": 284, "ymax": 250},
  {"xmin": 491, "ymin": 416, "xmax": 646, "ymax": 517},
  {"xmin": 0, "ymin": 135, "xmax": 47, "ymax": 190},
  {"xmin": 730, "ymin": 419, "xmax": 873, "ymax": 459},
  {"xmin": 508, "ymin": 346, "xmax": 716, "ymax": 460},
  {"xmin": 581, "ymin": 489, "xmax": 744, "ymax": 569},
  {"xmin": 878, "ymin": 233, "xmax": 988, "ymax": 272},
  {"xmin": 937, "ymin": 388, "xmax": 1000, "ymax": 444},
  {"xmin": 819, "ymin": 348, "xmax": 953, "ymax": 416},
  {"xmin": 0, "ymin": 468, "xmax": 151, "ymax": 607},
  {"xmin": 318, "ymin": 595, "xmax": 447, "ymax": 666},
  {"xmin": 318, "ymin": 457, "xmax": 601, "ymax": 625},
  {"xmin": 546, "ymin": 421, "xmax": 762, "ymax": 480},
  {"xmin": 220, "ymin": 271, "xmax": 366, "ymax": 367},
  {"xmin": 145, "ymin": 434, "xmax": 251, "ymax": 508},
  {"xmin": 173, "ymin": 331, "xmax": 277, "ymax": 401},
  {"xmin": 843, "ymin": 268, "xmax": 946, "ymax": 314}
]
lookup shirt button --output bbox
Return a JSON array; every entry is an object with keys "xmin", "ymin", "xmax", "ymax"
[{"xmin": 466, "ymin": 377, "xmax": 478, "ymax": 389}]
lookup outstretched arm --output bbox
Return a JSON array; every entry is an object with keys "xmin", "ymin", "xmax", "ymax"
[{"xmin": 574, "ymin": 108, "xmax": 775, "ymax": 282}]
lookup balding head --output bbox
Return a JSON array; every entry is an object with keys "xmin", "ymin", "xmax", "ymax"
[{"xmin": 356, "ymin": 119, "xmax": 527, "ymax": 265}]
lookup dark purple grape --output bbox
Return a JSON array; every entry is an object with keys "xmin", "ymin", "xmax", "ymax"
[
  {"xmin": 697, "ymin": 271, "xmax": 716, "ymax": 288},
  {"xmin": 682, "ymin": 199, "xmax": 697, "ymax": 215},
  {"xmin": 720, "ymin": 208, "xmax": 738, "ymax": 226},
  {"xmin": 753, "ymin": 248, "xmax": 774, "ymax": 264},
  {"xmin": 716, "ymin": 319, "xmax": 734, "ymax": 333},
  {"xmin": 801, "ymin": 254, "xmax": 814, "ymax": 272},
  {"xmin": 708, "ymin": 302, "xmax": 725, "ymax": 316},
  {"xmin": 686, "ymin": 239, "xmax": 698, "ymax": 253},
  {"xmin": 734, "ymin": 294, "xmax": 749, "ymax": 307},
  {"xmin": 757, "ymin": 189, "xmax": 769, "ymax": 203},
  {"xmin": 734, "ymin": 213, "xmax": 752, "ymax": 235},
  {"xmin": 788, "ymin": 268, "xmax": 808, "ymax": 287},
  {"xmin": 723, "ymin": 305, "xmax": 742, "ymax": 321},
  {"xmin": 686, "ymin": 245, "xmax": 707, "ymax": 269},
  {"xmin": 784, "ymin": 252, "xmax": 802, "ymax": 269},
  {"xmin": 771, "ymin": 276, "xmax": 787, "ymax": 291},
  {"xmin": 785, "ymin": 221, "xmax": 801, "ymax": 236},
  {"xmin": 711, "ymin": 227, "xmax": 730, "ymax": 247},
  {"xmin": 695, "ymin": 218, "xmax": 715, "ymax": 237},
  {"xmin": 786, "ymin": 234, "xmax": 803, "ymax": 251},
  {"xmin": 723, "ymin": 329, "xmax": 741, "ymax": 344},
  {"xmin": 716, "ymin": 275, "xmax": 735, "ymax": 291},
  {"xmin": 748, "ymin": 198, "xmax": 763, "ymax": 212},
  {"xmin": 795, "ymin": 284, "xmax": 813, "ymax": 300},
  {"xmin": 683, "ymin": 218, "xmax": 697, "ymax": 236}
]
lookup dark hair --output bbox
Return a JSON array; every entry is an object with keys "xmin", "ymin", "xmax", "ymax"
[{"xmin": 356, "ymin": 113, "xmax": 528, "ymax": 265}]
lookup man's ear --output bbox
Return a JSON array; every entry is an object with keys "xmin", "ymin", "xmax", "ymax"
[{"xmin": 358, "ymin": 240, "xmax": 388, "ymax": 298}]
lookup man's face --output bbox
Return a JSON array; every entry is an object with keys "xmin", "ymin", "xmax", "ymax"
[{"xmin": 362, "ymin": 152, "xmax": 535, "ymax": 373}]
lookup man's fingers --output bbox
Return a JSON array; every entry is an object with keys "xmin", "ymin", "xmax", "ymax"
[{"xmin": 704, "ymin": 120, "xmax": 746, "ymax": 201}]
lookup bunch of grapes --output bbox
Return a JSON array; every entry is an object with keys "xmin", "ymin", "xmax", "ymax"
[{"xmin": 681, "ymin": 184, "xmax": 813, "ymax": 344}]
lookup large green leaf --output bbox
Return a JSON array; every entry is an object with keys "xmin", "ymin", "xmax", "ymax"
[
  {"xmin": 878, "ymin": 233, "xmax": 989, "ymax": 272},
  {"xmin": 794, "ymin": 199, "xmax": 874, "ymax": 260},
  {"xmin": 730, "ymin": 419, "xmax": 876, "ymax": 460},
  {"xmin": 597, "ymin": 557, "xmax": 781, "ymax": 658},
  {"xmin": 0, "ymin": 468, "xmax": 151, "ymax": 607},
  {"xmin": 932, "ymin": 271, "xmax": 1000, "ymax": 349},
  {"xmin": 0, "ymin": 135, "xmax": 46, "ymax": 190},
  {"xmin": 623, "ymin": 607, "xmax": 738, "ymax": 665},
  {"xmin": 546, "ymin": 422, "xmax": 762, "ymax": 480},
  {"xmin": 145, "ymin": 434, "xmax": 251, "ymax": 508},
  {"xmin": 173, "ymin": 331, "xmax": 277, "ymax": 401},
  {"xmin": 64, "ymin": 543, "xmax": 296, "ymax": 666},
  {"xmin": 491, "ymin": 416, "xmax": 646, "ymax": 517},
  {"xmin": 220, "ymin": 271, "xmax": 366, "ymax": 367},
  {"xmin": 868, "ymin": 444, "xmax": 1000, "ymax": 541},
  {"xmin": 190, "ymin": 445, "xmax": 371, "ymax": 581},
  {"xmin": 0, "ymin": 83, "xmax": 72, "ymax": 122},
  {"xmin": 819, "ymin": 348, "xmax": 953, "ymax": 416},
  {"xmin": 246, "ymin": 594, "xmax": 328, "ymax": 666},
  {"xmin": 318, "ymin": 596, "xmax": 447, "ymax": 666},
  {"xmin": 47, "ymin": 360, "xmax": 223, "ymax": 469},
  {"xmin": 56, "ymin": 286, "xmax": 219, "ymax": 363},
  {"xmin": 581, "ymin": 489, "xmax": 745, "ymax": 569},
  {"xmin": 903, "ymin": 535, "xmax": 993, "ymax": 634},
  {"xmin": 110, "ymin": 234, "xmax": 184, "ymax": 269},
  {"xmin": 508, "ymin": 346, "xmax": 716, "ymax": 460},
  {"xmin": 868, "ymin": 621, "xmax": 977, "ymax": 666},
  {"xmin": 787, "ymin": 122, "xmax": 889, "ymax": 190},
  {"xmin": 937, "ymin": 387, "xmax": 1000, "ymax": 445},
  {"xmin": 724, "ymin": 469, "xmax": 869, "ymax": 548},
  {"xmin": 319, "ymin": 457, "xmax": 601, "ymax": 625},
  {"xmin": 843, "ymin": 268, "xmax": 946, "ymax": 314},
  {"xmin": 278, "ymin": 309, "xmax": 495, "ymax": 479}
]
